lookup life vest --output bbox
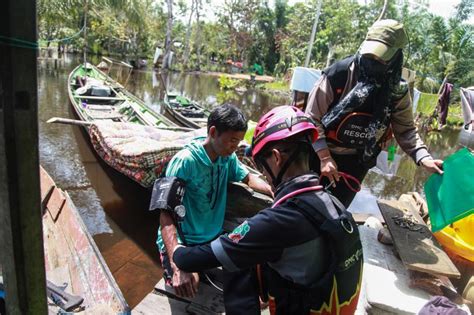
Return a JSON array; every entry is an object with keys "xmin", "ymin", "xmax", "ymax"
[
  {"xmin": 267, "ymin": 185, "xmax": 363, "ymax": 315},
  {"xmin": 323, "ymin": 56, "xmax": 393, "ymax": 149}
]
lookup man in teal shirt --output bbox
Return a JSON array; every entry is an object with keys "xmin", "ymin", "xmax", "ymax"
[{"xmin": 158, "ymin": 104, "xmax": 272, "ymax": 313}]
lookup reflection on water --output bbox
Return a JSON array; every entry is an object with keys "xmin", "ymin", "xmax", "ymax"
[
  {"xmin": 349, "ymin": 128, "xmax": 462, "ymax": 214},
  {"xmin": 38, "ymin": 54, "xmax": 463, "ymax": 306},
  {"xmin": 128, "ymin": 70, "xmax": 291, "ymax": 122}
]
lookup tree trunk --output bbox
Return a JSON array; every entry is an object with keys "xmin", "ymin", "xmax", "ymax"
[
  {"xmin": 377, "ymin": 0, "xmax": 389, "ymax": 21},
  {"xmin": 182, "ymin": 0, "xmax": 196, "ymax": 70},
  {"xmin": 83, "ymin": 0, "xmax": 88, "ymax": 65},
  {"xmin": 162, "ymin": 0, "xmax": 173, "ymax": 71},
  {"xmin": 194, "ymin": 0, "xmax": 202, "ymax": 71},
  {"xmin": 326, "ymin": 43, "xmax": 334, "ymax": 68},
  {"xmin": 133, "ymin": 31, "xmax": 139, "ymax": 68}
]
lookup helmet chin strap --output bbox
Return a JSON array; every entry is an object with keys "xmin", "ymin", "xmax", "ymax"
[{"xmin": 260, "ymin": 149, "xmax": 302, "ymax": 188}]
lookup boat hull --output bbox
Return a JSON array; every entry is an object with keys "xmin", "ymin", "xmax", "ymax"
[
  {"xmin": 40, "ymin": 166, "xmax": 130, "ymax": 313},
  {"xmin": 68, "ymin": 63, "xmax": 175, "ymax": 129},
  {"xmin": 164, "ymin": 94, "xmax": 209, "ymax": 129}
]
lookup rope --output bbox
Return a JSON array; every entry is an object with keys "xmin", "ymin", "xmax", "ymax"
[
  {"xmin": 321, "ymin": 171, "xmax": 362, "ymax": 193},
  {"xmin": 0, "ymin": 35, "xmax": 39, "ymax": 50},
  {"xmin": 38, "ymin": 25, "xmax": 86, "ymax": 44},
  {"xmin": 0, "ymin": 24, "xmax": 85, "ymax": 50}
]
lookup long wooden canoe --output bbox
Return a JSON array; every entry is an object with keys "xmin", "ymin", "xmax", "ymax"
[
  {"xmin": 164, "ymin": 92, "xmax": 210, "ymax": 129},
  {"xmin": 40, "ymin": 166, "xmax": 130, "ymax": 313},
  {"xmin": 68, "ymin": 62, "xmax": 176, "ymax": 129}
]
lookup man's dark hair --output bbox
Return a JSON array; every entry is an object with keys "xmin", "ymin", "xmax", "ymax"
[{"xmin": 208, "ymin": 104, "xmax": 247, "ymax": 133}]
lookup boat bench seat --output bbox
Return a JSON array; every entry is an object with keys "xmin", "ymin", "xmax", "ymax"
[
  {"xmin": 85, "ymin": 109, "xmax": 123, "ymax": 120},
  {"xmin": 74, "ymin": 95, "xmax": 126, "ymax": 101},
  {"xmin": 86, "ymin": 104, "xmax": 117, "ymax": 111}
]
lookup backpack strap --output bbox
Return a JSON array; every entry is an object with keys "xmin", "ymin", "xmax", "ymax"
[
  {"xmin": 323, "ymin": 55, "xmax": 355, "ymax": 107},
  {"xmin": 287, "ymin": 192, "xmax": 341, "ymax": 229}
]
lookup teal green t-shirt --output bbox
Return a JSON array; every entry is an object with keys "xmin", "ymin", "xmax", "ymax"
[{"xmin": 157, "ymin": 137, "xmax": 249, "ymax": 252}]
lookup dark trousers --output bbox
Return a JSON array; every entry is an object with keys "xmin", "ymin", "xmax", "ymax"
[
  {"xmin": 311, "ymin": 153, "xmax": 369, "ymax": 208},
  {"xmin": 161, "ymin": 250, "xmax": 260, "ymax": 315}
]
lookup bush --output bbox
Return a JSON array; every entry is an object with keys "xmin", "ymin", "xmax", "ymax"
[{"xmin": 218, "ymin": 75, "xmax": 241, "ymax": 90}]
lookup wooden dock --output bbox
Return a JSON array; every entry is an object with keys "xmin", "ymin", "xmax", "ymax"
[
  {"xmin": 357, "ymin": 193, "xmax": 468, "ymax": 314},
  {"xmin": 134, "ymin": 268, "xmax": 270, "ymax": 314}
]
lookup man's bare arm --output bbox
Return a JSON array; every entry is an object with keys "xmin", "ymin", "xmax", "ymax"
[
  {"xmin": 242, "ymin": 173, "xmax": 273, "ymax": 197},
  {"xmin": 160, "ymin": 210, "xmax": 179, "ymax": 255},
  {"xmin": 160, "ymin": 211, "xmax": 199, "ymax": 297}
]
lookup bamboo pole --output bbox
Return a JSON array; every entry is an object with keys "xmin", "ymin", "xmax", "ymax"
[
  {"xmin": 47, "ymin": 117, "xmax": 195, "ymax": 132},
  {"xmin": 304, "ymin": 0, "xmax": 322, "ymax": 67},
  {"xmin": 376, "ymin": 0, "xmax": 389, "ymax": 21}
]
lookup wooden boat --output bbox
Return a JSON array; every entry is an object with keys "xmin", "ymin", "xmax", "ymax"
[
  {"xmin": 41, "ymin": 166, "xmax": 129, "ymax": 313},
  {"xmin": 164, "ymin": 92, "xmax": 210, "ymax": 129},
  {"xmin": 68, "ymin": 62, "xmax": 176, "ymax": 129}
]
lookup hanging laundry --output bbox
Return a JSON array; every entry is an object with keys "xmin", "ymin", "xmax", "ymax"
[
  {"xmin": 412, "ymin": 88, "xmax": 421, "ymax": 113},
  {"xmin": 437, "ymin": 82, "xmax": 453, "ymax": 126},
  {"xmin": 460, "ymin": 87, "xmax": 474, "ymax": 131}
]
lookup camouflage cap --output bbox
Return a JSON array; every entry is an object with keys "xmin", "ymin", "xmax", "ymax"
[{"xmin": 360, "ymin": 19, "xmax": 408, "ymax": 61}]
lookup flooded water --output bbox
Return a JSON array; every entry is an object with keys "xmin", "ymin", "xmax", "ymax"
[{"xmin": 37, "ymin": 54, "xmax": 464, "ymax": 308}]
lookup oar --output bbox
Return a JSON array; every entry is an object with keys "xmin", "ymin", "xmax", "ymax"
[
  {"xmin": 46, "ymin": 117, "xmax": 195, "ymax": 132},
  {"xmin": 47, "ymin": 117, "xmax": 92, "ymax": 126}
]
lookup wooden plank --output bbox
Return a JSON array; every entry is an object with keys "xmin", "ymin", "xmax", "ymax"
[
  {"xmin": 85, "ymin": 110, "xmax": 123, "ymax": 120},
  {"xmin": 133, "ymin": 291, "xmax": 189, "ymax": 314},
  {"xmin": 226, "ymin": 182, "xmax": 273, "ymax": 218},
  {"xmin": 351, "ymin": 212, "xmax": 385, "ymax": 224},
  {"xmin": 85, "ymin": 104, "xmax": 116, "ymax": 111},
  {"xmin": 46, "ymin": 187, "xmax": 66, "ymax": 222},
  {"xmin": 39, "ymin": 167, "xmax": 55, "ymax": 200},
  {"xmin": 358, "ymin": 225, "xmax": 432, "ymax": 314},
  {"xmin": 154, "ymin": 277, "xmax": 225, "ymax": 314},
  {"xmin": 74, "ymin": 95, "xmax": 126, "ymax": 100},
  {"xmin": 377, "ymin": 199, "xmax": 460, "ymax": 278}
]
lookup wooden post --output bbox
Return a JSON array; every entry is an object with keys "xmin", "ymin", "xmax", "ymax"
[
  {"xmin": 0, "ymin": 0, "xmax": 47, "ymax": 313},
  {"xmin": 83, "ymin": 0, "xmax": 88, "ymax": 66},
  {"xmin": 376, "ymin": 0, "xmax": 389, "ymax": 21},
  {"xmin": 304, "ymin": 0, "xmax": 322, "ymax": 68}
]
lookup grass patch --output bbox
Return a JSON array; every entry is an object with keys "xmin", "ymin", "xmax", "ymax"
[
  {"xmin": 261, "ymin": 80, "xmax": 290, "ymax": 92},
  {"xmin": 446, "ymin": 104, "xmax": 464, "ymax": 126},
  {"xmin": 218, "ymin": 75, "xmax": 242, "ymax": 90},
  {"xmin": 416, "ymin": 92, "xmax": 464, "ymax": 127},
  {"xmin": 416, "ymin": 92, "xmax": 438, "ymax": 114}
]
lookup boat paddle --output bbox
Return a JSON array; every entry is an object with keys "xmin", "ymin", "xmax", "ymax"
[{"xmin": 46, "ymin": 117, "xmax": 195, "ymax": 132}]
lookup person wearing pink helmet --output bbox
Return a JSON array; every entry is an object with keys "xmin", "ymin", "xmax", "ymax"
[{"xmin": 172, "ymin": 105, "xmax": 363, "ymax": 314}]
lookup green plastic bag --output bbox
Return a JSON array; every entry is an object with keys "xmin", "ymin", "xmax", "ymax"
[{"xmin": 424, "ymin": 148, "xmax": 474, "ymax": 232}]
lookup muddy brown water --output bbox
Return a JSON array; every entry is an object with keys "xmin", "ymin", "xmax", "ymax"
[{"xmin": 38, "ymin": 54, "xmax": 464, "ymax": 308}]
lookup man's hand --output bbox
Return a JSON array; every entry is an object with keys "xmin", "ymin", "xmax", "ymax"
[
  {"xmin": 171, "ymin": 263, "xmax": 199, "ymax": 298},
  {"xmin": 420, "ymin": 158, "xmax": 444, "ymax": 175},
  {"xmin": 318, "ymin": 149, "xmax": 340, "ymax": 186}
]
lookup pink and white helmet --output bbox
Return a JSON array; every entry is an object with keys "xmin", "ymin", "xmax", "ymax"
[{"xmin": 251, "ymin": 105, "xmax": 318, "ymax": 158}]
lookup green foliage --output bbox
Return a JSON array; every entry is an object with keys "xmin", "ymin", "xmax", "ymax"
[
  {"xmin": 416, "ymin": 92, "xmax": 438, "ymax": 114},
  {"xmin": 216, "ymin": 90, "xmax": 238, "ymax": 103},
  {"xmin": 446, "ymin": 104, "xmax": 464, "ymax": 126},
  {"xmin": 218, "ymin": 75, "xmax": 241, "ymax": 90},
  {"xmin": 260, "ymin": 80, "xmax": 289, "ymax": 92},
  {"xmin": 37, "ymin": 0, "xmax": 472, "ymax": 90}
]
